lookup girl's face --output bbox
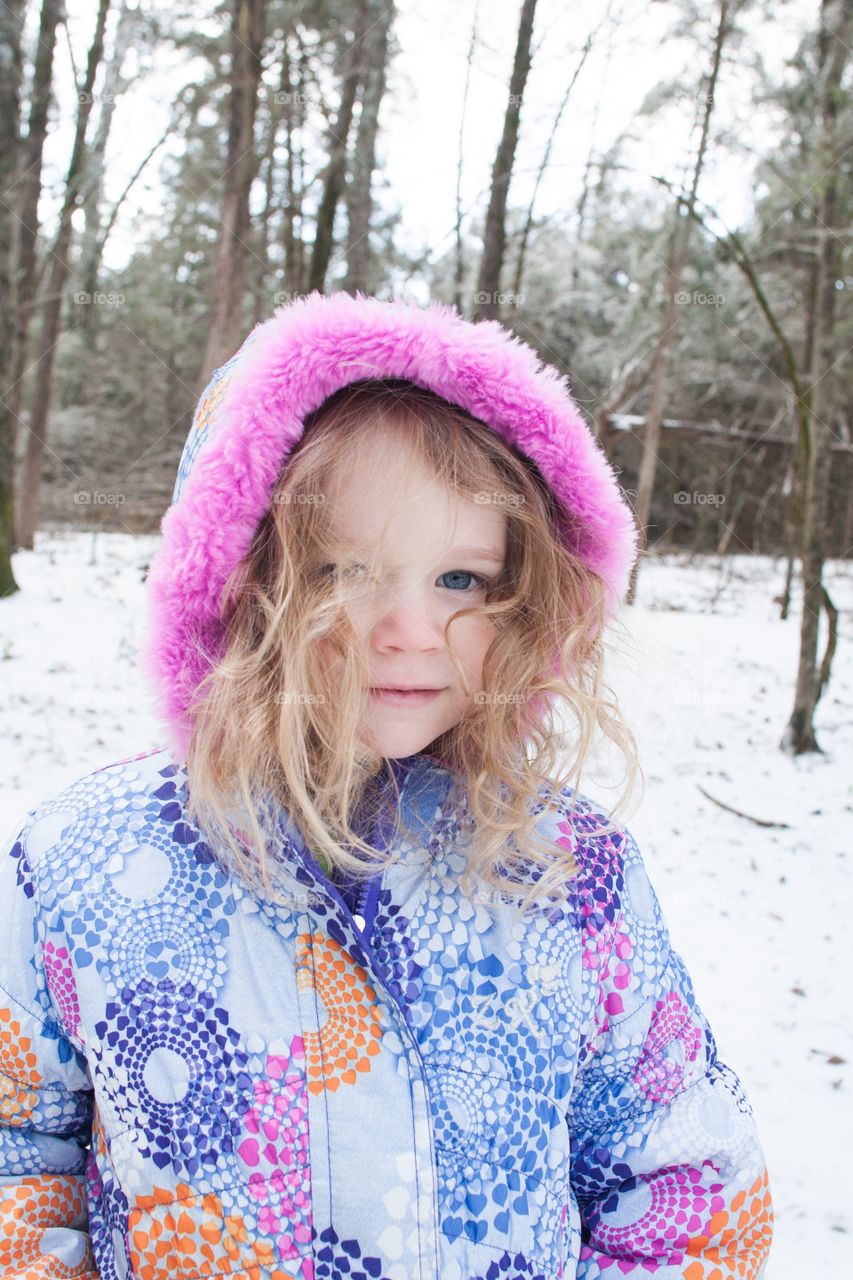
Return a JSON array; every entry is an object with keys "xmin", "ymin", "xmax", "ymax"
[{"xmin": 317, "ymin": 433, "xmax": 507, "ymax": 760}]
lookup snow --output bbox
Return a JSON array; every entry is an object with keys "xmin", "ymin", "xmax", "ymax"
[{"xmin": 2, "ymin": 529, "xmax": 851, "ymax": 1276}]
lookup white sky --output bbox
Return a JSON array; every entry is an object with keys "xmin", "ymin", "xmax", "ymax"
[{"xmin": 25, "ymin": 0, "xmax": 816, "ymax": 279}]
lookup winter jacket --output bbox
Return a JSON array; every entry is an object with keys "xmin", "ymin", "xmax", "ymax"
[{"xmin": 1, "ymin": 292, "xmax": 773, "ymax": 1279}]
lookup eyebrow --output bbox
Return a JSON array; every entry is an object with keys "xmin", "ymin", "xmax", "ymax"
[
  {"xmin": 327, "ymin": 538, "xmax": 505, "ymax": 563},
  {"xmin": 450, "ymin": 546, "xmax": 505, "ymax": 562}
]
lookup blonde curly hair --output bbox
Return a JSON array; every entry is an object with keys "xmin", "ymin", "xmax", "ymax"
[{"xmin": 181, "ymin": 378, "xmax": 643, "ymax": 919}]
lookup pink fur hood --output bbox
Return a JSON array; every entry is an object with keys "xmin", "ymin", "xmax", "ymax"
[{"xmin": 140, "ymin": 290, "xmax": 638, "ymax": 760}]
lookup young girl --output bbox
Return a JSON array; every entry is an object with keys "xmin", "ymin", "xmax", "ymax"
[{"xmin": 1, "ymin": 291, "xmax": 773, "ymax": 1280}]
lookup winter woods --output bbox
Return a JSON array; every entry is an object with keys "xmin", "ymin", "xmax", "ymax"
[{"xmin": 0, "ymin": 0, "xmax": 850, "ymax": 757}]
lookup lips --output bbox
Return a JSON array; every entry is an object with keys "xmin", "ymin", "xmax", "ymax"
[
  {"xmin": 370, "ymin": 686, "xmax": 443, "ymax": 692},
  {"xmin": 369, "ymin": 687, "xmax": 445, "ymax": 705}
]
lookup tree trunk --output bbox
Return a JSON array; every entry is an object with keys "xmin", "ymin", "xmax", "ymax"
[
  {"xmin": 781, "ymin": 0, "xmax": 851, "ymax": 754},
  {"xmin": 8, "ymin": 0, "xmax": 62, "ymax": 438},
  {"xmin": 342, "ymin": 0, "xmax": 395, "ymax": 296},
  {"xmin": 281, "ymin": 34, "xmax": 299, "ymax": 295},
  {"xmin": 472, "ymin": 0, "xmax": 538, "ymax": 322},
  {"xmin": 290, "ymin": 33, "xmax": 308, "ymax": 294},
  {"xmin": 777, "ymin": 450, "xmax": 797, "ymax": 618},
  {"xmin": 512, "ymin": 29, "xmax": 593, "ymax": 300},
  {"xmin": 279, "ymin": 29, "xmax": 312, "ymax": 297},
  {"xmin": 625, "ymin": 0, "xmax": 730, "ymax": 606},
  {"xmin": 253, "ymin": 61, "xmax": 280, "ymax": 326},
  {"xmin": 76, "ymin": 0, "xmax": 134, "ymax": 354},
  {"xmin": 14, "ymin": 0, "xmax": 111, "ymax": 552},
  {"xmin": 779, "ymin": 204, "xmax": 821, "ymax": 618},
  {"xmin": 570, "ymin": 26, "xmax": 616, "ymax": 298},
  {"xmin": 454, "ymin": 1, "xmax": 480, "ymax": 314},
  {"xmin": 307, "ymin": 0, "xmax": 370, "ymax": 294},
  {"xmin": 196, "ymin": 0, "xmax": 266, "ymax": 394},
  {"xmin": 0, "ymin": 0, "xmax": 26, "ymax": 596}
]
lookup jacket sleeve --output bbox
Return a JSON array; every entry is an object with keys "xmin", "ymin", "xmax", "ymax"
[
  {"xmin": 0, "ymin": 808, "xmax": 99, "ymax": 1278},
  {"xmin": 567, "ymin": 823, "xmax": 774, "ymax": 1279}
]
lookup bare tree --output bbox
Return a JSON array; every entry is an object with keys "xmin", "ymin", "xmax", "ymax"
[
  {"xmin": 281, "ymin": 27, "xmax": 309, "ymax": 295},
  {"xmin": 628, "ymin": 146, "xmax": 848, "ymax": 748},
  {"xmin": 308, "ymin": 0, "xmax": 370, "ymax": 294},
  {"xmin": 343, "ymin": 0, "xmax": 395, "ymax": 295},
  {"xmin": 8, "ymin": 0, "xmax": 62, "ymax": 434},
  {"xmin": 91, "ymin": 123, "xmax": 173, "ymax": 271},
  {"xmin": 570, "ymin": 21, "xmax": 617, "ymax": 299},
  {"xmin": 15, "ymin": 0, "xmax": 111, "ymax": 551},
  {"xmin": 472, "ymin": 0, "xmax": 538, "ymax": 322},
  {"xmin": 512, "ymin": 27, "xmax": 594, "ymax": 300},
  {"xmin": 625, "ymin": 0, "xmax": 732, "ymax": 605},
  {"xmin": 0, "ymin": 0, "xmax": 26, "ymax": 595},
  {"xmin": 252, "ymin": 43, "xmax": 282, "ymax": 326},
  {"xmin": 453, "ymin": 0, "xmax": 480, "ymax": 314},
  {"xmin": 76, "ymin": 0, "xmax": 135, "ymax": 351},
  {"xmin": 782, "ymin": 0, "xmax": 851, "ymax": 753},
  {"xmin": 196, "ymin": 0, "xmax": 266, "ymax": 393}
]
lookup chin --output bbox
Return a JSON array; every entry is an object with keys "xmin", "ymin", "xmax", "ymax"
[
  {"xmin": 360, "ymin": 720, "xmax": 444, "ymax": 760},
  {"xmin": 369, "ymin": 736, "xmax": 434, "ymax": 760}
]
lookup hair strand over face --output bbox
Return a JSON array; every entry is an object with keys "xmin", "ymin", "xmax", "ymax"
[{"xmin": 181, "ymin": 379, "xmax": 643, "ymax": 920}]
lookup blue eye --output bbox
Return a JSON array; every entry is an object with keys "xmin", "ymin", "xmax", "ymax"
[
  {"xmin": 320, "ymin": 565, "xmax": 489, "ymax": 591},
  {"xmin": 439, "ymin": 570, "xmax": 488, "ymax": 591}
]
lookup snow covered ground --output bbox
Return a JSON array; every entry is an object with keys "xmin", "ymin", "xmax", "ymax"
[{"xmin": 2, "ymin": 529, "xmax": 850, "ymax": 1277}]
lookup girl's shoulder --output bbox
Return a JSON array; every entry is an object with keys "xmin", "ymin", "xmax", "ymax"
[
  {"xmin": 430, "ymin": 764, "xmax": 656, "ymax": 926},
  {"xmin": 6, "ymin": 745, "xmax": 185, "ymax": 889},
  {"xmin": 526, "ymin": 781, "xmax": 661, "ymax": 924},
  {"xmin": 526, "ymin": 779, "xmax": 632, "ymax": 864}
]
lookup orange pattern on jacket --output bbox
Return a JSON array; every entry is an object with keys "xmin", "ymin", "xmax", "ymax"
[
  {"xmin": 683, "ymin": 1166, "xmax": 774, "ymax": 1279},
  {"xmin": 295, "ymin": 932, "xmax": 383, "ymax": 1095},
  {"xmin": 0, "ymin": 1008, "xmax": 41, "ymax": 1126},
  {"xmin": 0, "ymin": 1175, "xmax": 97, "ymax": 1278},
  {"xmin": 128, "ymin": 1182, "xmax": 300, "ymax": 1280}
]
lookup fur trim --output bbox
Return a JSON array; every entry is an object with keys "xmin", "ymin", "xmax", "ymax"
[{"xmin": 140, "ymin": 291, "xmax": 637, "ymax": 759}]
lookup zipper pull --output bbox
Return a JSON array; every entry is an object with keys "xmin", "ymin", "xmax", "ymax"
[{"xmin": 353, "ymin": 876, "xmax": 368, "ymax": 932}]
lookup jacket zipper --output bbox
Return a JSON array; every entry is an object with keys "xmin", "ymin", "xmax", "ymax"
[
  {"xmin": 293, "ymin": 834, "xmax": 441, "ymax": 1278},
  {"xmin": 353, "ymin": 873, "xmax": 369, "ymax": 930}
]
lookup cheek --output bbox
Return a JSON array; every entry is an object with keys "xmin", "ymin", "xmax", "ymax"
[{"xmin": 461, "ymin": 614, "xmax": 500, "ymax": 671}]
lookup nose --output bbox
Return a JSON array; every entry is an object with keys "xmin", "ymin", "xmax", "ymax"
[{"xmin": 368, "ymin": 582, "xmax": 445, "ymax": 653}]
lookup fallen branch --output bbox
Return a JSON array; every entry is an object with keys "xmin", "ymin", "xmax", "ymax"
[{"xmin": 696, "ymin": 785, "xmax": 792, "ymax": 829}]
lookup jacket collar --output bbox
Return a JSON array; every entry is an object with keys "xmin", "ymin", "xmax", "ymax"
[{"xmin": 263, "ymin": 754, "xmax": 460, "ymax": 900}]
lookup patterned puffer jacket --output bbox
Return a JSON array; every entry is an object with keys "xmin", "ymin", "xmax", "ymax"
[
  {"xmin": 1, "ymin": 747, "xmax": 772, "ymax": 1279},
  {"xmin": 1, "ymin": 293, "xmax": 773, "ymax": 1278}
]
